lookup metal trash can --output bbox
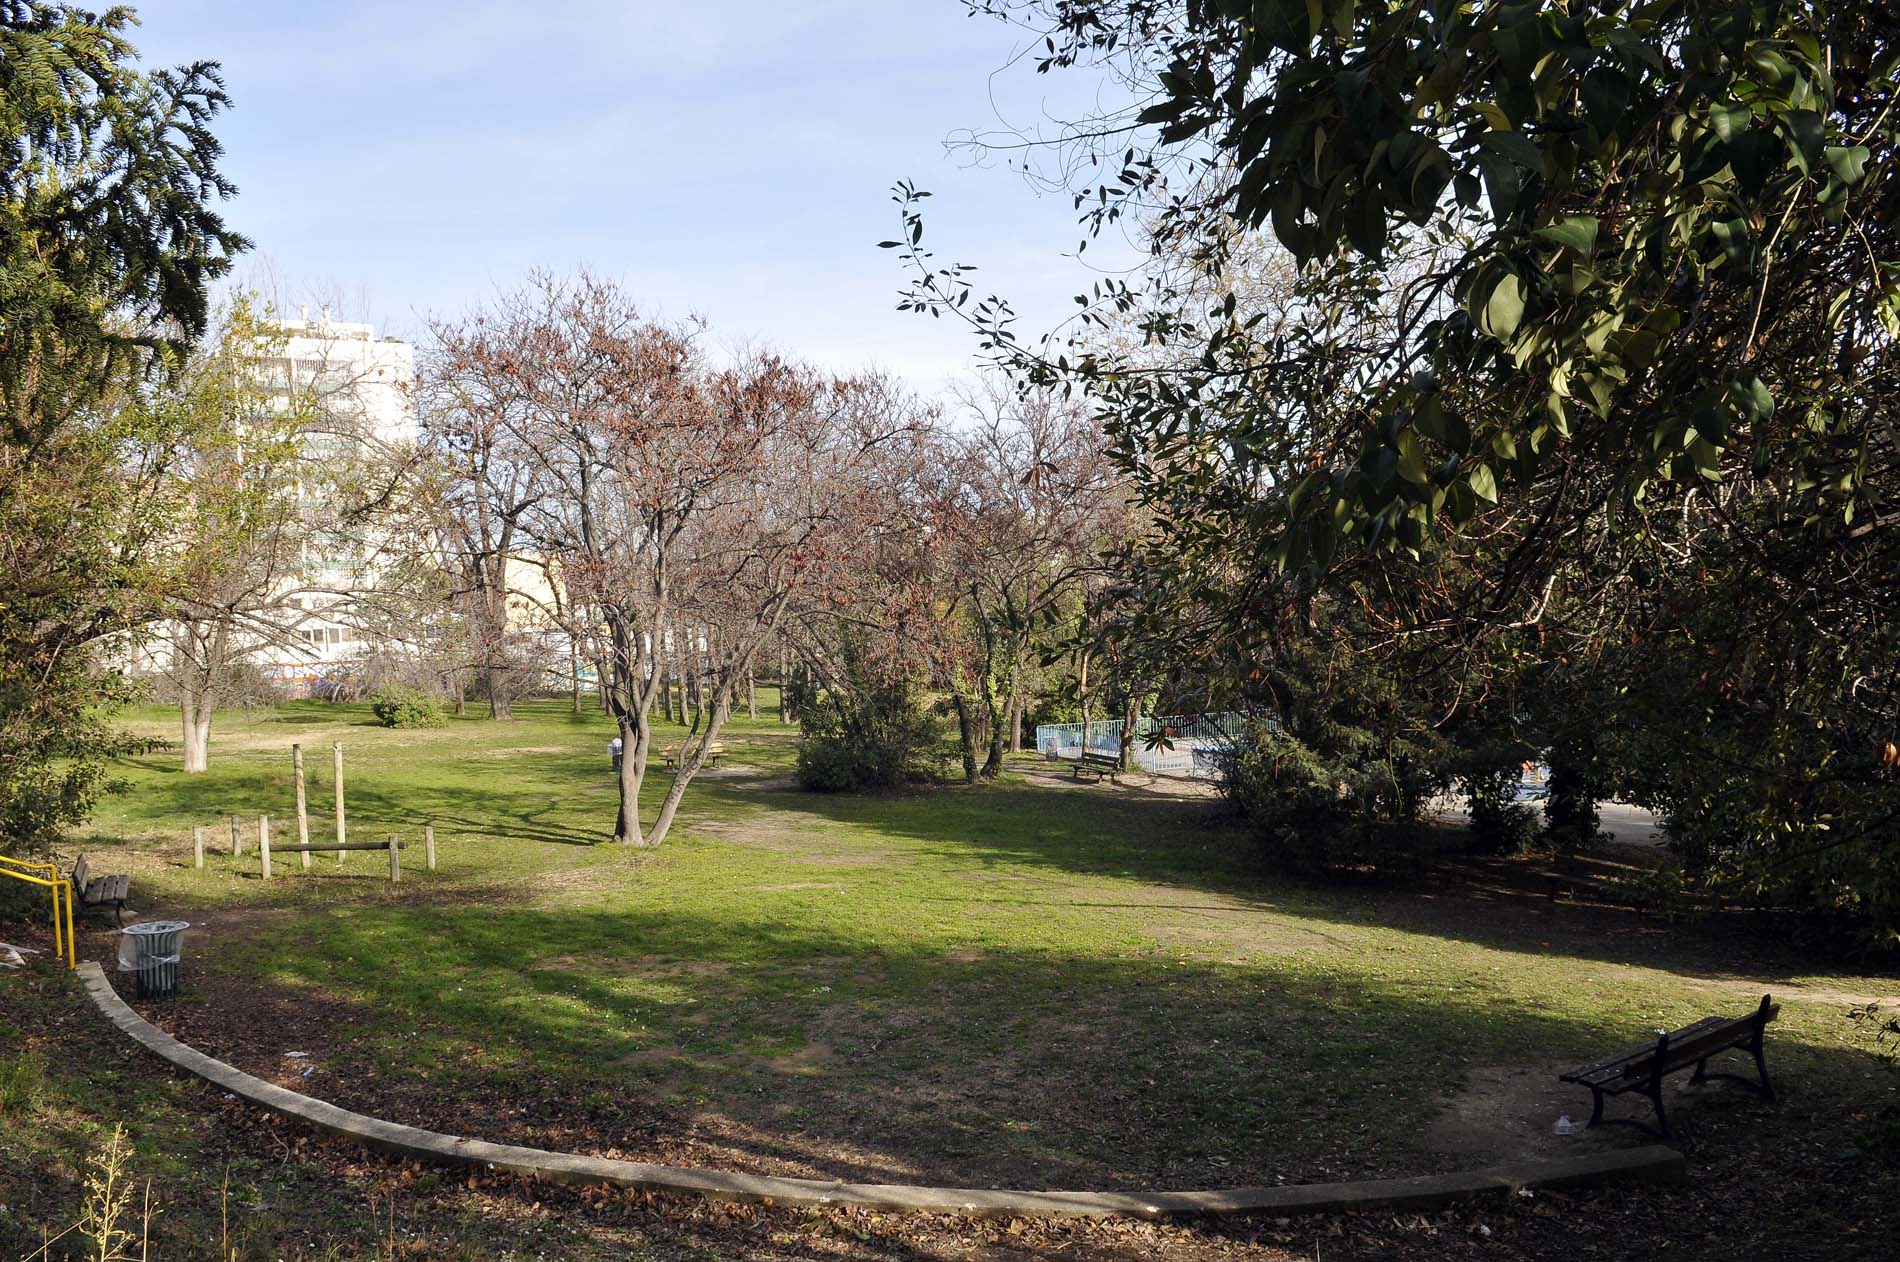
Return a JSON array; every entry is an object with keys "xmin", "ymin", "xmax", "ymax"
[{"xmin": 118, "ymin": 920, "xmax": 189, "ymax": 1000}]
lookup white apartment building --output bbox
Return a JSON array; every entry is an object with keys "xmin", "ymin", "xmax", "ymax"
[
  {"xmin": 255, "ymin": 310, "xmax": 418, "ymax": 682},
  {"xmin": 265, "ymin": 307, "xmax": 415, "ymax": 445}
]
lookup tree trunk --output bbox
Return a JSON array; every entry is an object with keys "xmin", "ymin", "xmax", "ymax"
[
  {"xmin": 486, "ymin": 665, "xmax": 516, "ymax": 714},
  {"xmin": 180, "ymin": 690, "xmax": 213, "ymax": 774},
  {"xmin": 677, "ymin": 667, "xmax": 690, "ymax": 727},
  {"xmin": 176, "ymin": 619, "xmax": 225, "ymax": 773},
  {"xmin": 570, "ymin": 641, "xmax": 583, "ymax": 714},
  {"xmin": 714, "ymin": 641, "xmax": 730, "ymax": 726},
  {"xmin": 611, "ymin": 714, "xmax": 648, "ymax": 844},
  {"xmin": 779, "ymin": 648, "xmax": 794, "ymax": 723},
  {"xmin": 601, "ymin": 617, "xmax": 661, "ymax": 844},
  {"xmin": 1076, "ymin": 651, "xmax": 1093, "ymax": 760},
  {"xmin": 1119, "ymin": 693, "xmax": 1139, "ymax": 772},
  {"xmin": 644, "ymin": 676, "xmax": 741, "ymax": 846},
  {"xmin": 951, "ymin": 691, "xmax": 979, "ymax": 784},
  {"xmin": 1008, "ymin": 691, "xmax": 1024, "ymax": 754},
  {"xmin": 979, "ymin": 666, "xmax": 1009, "ymax": 778},
  {"xmin": 687, "ymin": 637, "xmax": 704, "ymax": 727},
  {"xmin": 486, "ymin": 662, "xmax": 513, "ymax": 720},
  {"xmin": 747, "ymin": 670, "xmax": 757, "ymax": 721}
]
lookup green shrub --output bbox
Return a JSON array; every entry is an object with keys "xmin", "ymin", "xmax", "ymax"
[
  {"xmin": 368, "ymin": 686, "xmax": 446, "ymax": 729},
  {"xmin": 1543, "ymin": 756, "xmax": 1608, "ymax": 853},
  {"xmin": 0, "ymin": 877, "xmax": 46, "ymax": 926},
  {"xmin": 1463, "ymin": 768, "xmax": 1540, "ymax": 855},
  {"xmin": 1025, "ymin": 695, "xmax": 1080, "ymax": 728},
  {"xmin": 1616, "ymin": 860, "xmax": 1699, "ymax": 923},
  {"xmin": 796, "ymin": 685, "xmax": 946, "ymax": 792},
  {"xmin": 1221, "ymin": 721, "xmax": 1442, "ymax": 874}
]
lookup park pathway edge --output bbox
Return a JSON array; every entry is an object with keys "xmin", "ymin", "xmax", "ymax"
[{"xmin": 79, "ymin": 962, "xmax": 1686, "ymax": 1220}]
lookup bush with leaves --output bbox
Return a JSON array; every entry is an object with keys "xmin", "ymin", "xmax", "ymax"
[
  {"xmin": 1222, "ymin": 714, "xmax": 1445, "ymax": 875},
  {"xmin": 1547, "ymin": 527, "xmax": 1900, "ymax": 947},
  {"xmin": 796, "ymin": 684, "xmax": 946, "ymax": 793},
  {"xmin": 1543, "ymin": 759, "xmax": 1608, "ymax": 854},
  {"xmin": 368, "ymin": 686, "xmax": 446, "ymax": 729},
  {"xmin": 1462, "ymin": 767, "xmax": 1540, "ymax": 856}
]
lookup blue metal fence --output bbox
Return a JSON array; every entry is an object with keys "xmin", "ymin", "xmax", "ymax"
[{"xmin": 1035, "ymin": 711, "xmax": 1254, "ymax": 776}]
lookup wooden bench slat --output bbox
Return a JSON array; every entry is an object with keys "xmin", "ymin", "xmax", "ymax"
[
  {"xmin": 66, "ymin": 854, "xmax": 130, "ymax": 925},
  {"xmin": 1561, "ymin": 1016, "xmax": 1731, "ymax": 1082},
  {"xmin": 1559, "ymin": 996, "xmax": 1777, "ymax": 1137},
  {"xmin": 1618, "ymin": 1017, "xmax": 1763, "ymax": 1079},
  {"xmin": 1654, "ymin": 1014, "xmax": 1772, "ymax": 1064}
]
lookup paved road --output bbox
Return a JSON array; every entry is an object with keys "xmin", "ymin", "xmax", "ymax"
[
  {"xmin": 1428, "ymin": 796, "xmax": 1669, "ymax": 849},
  {"xmin": 1596, "ymin": 801, "xmax": 1667, "ymax": 848}
]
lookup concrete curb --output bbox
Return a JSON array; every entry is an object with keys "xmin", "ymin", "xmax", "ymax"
[{"xmin": 80, "ymin": 962, "xmax": 1686, "ymax": 1219}]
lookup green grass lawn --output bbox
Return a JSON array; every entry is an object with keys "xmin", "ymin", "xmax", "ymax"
[
  {"xmin": 5, "ymin": 696, "xmax": 1899, "ymax": 1257},
  {"xmin": 65, "ymin": 698, "xmax": 1900, "ymax": 1179}
]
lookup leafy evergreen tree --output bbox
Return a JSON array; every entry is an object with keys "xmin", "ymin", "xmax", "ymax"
[
  {"xmin": 1, "ymin": 2, "xmax": 246, "ymax": 852},
  {"xmin": 897, "ymin": 1, "xmax": 1899, "ymax": 939}
]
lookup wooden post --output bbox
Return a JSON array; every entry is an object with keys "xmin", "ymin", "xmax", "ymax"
[
  {"xmin": 388, "ymin": 834, "xmax": 400, "ymax": 884},
  {"xmin": 333, "ymin": 741, "xmax": 346, "ymax": 864},
  {"xmin": 293, "ymin": 743, "xmax": 311, "ymax": 869},
  {"xmin": 259, "ymin": 814, "xmax": 272, "ymax": 880},
  {"xmin": 193, "ymin": 826, "xmax": 205, "ymax": 870},
  {"xmin": 779, "ymin": 648, "xmax": 793, "ymax": 723},
  {"xmin": 231, "ymin": 815, "xmax": 242, "ymax": 857},
  {"xmin": 425, "ymin": 825, "xmax": 436, "ymax": 872}
]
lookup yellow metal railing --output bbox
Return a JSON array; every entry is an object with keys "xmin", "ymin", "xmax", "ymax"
[{"xmin": 0, "ymin": 855, "xmax": 77, "ymax": 969}]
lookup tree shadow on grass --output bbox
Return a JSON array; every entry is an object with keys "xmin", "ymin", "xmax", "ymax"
[
  {"xmin": 344, "ymin": 787, "xmax": 610, "ymax": 847},
  {"xmin": 243, "ymin": 710, "xmax": 341, "ymax": 728},
  {"xmin": 693, "ymin": 774, "xmax": 1900, "ymax": 994},
  {"xmin": 132, "ymin": 895, "xmax": 1897, "ymax": 1211},
  {"xmin": 98, "ymin": 729, "xmax": 1898, "ymax": 993},
  {"xmin": 101, "ymin": 754, "xmax": 621, "ymax": 848}
]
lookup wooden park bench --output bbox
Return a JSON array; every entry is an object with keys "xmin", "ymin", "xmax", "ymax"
[
  {"xmin": 68, "ymin": 854, "xmax": 131, "ymax": 926},
  {"xmin": 660, "ymin": 742, "xmax": 725, "ymax": 771},
  {"xmin": 1074, "ymin": 750, "xmax": 1121, "ymax": 782},
  {"xmin": 1560, "ymin": 994, "xmax": 1779, "ymax": 1138}
]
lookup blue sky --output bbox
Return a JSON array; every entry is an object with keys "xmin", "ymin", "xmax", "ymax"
[{"xmin": 133, "ymin": 1, "xmax": 1140, "ymax": 395}]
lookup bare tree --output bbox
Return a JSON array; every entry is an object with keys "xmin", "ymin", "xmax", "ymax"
[
  {"xmin": 635, "ymin": 368, "xmax": 928, "ymax": 841},
  {"xmin": 439, "ymin": 274, "xmax": 925, "ymax": 843},
  {"xmin": 937, "ymin": 383, "xmax": 1127, "ymax": 777},
  {"xmin": 418, "ymin": 315, "xmax": 547, "ymax": 719}
]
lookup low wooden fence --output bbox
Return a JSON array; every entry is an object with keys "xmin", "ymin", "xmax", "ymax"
[{"xmin": 190, "ymin": 820, "xmax": 436, "ymax": 884}]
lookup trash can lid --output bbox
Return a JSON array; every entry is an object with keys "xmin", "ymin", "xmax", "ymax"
[{"xmin": 121, "ymin": 920, "xmax": 190, "ymax": 936}]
